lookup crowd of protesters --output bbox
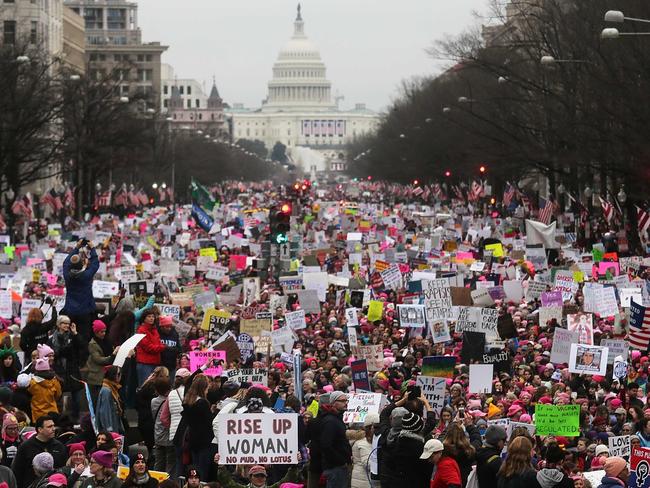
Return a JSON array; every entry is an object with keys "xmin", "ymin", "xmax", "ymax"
[{"xmin": 0, "ymin": 179, "xmax": 646, "ymax": 488}]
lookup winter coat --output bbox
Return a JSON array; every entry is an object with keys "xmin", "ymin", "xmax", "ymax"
[
  {"xmin": 96, "ymin": 385, "xmax": 124, "ymax": 434},
  {"xmin": 28, "ymin": 375, "xmax": 62, "ymax": 422},
  {"xmin": 152, "ymin": 395, "xmax": 171, "ymax": 447},
  {"xmin": 182, "ymin": 398, "xmax": 214, "ymax": 450},
  {"xmin": 166, "ymin": 386, "xmax": 185, "ymax": 442},
  {"xmin": 597, "ymin": 476, "xmax": 626, "ymax": 488},
  {"xmin": 0, "ymin": 465, "xmax": 16, "ymax": 488},
  {"xmin": 351, "ymin": 437, "xmax": 372, "ymax": 488},
  {"xmin": 498, "ymin": 470, "xmax": 539, "ymax": 488},
  {"xmin": 535, "ymin": 468, "xmax": 575, "ymax": 488},
  {"xmin": 20, "ymin": 313, "xmax": 57, "ymax": 361},
  {"xmin": 319, "ymin": 408, "xmax": 351, "ymax": 469},
  {"xmin": 62, "ymin": 248, "xmax": 99, "ymax": 316},
  {"xmin": 11, "ymin": 436, "xmax": 66, "ymax": 488},
  {"xmin": 158, "ymin": 327, "xmax": 181, "ymax": 372},
  {"xmin": 430, "ymin": 456, "xmax": 462, "ymax": 488},
  {"xmin": 380, "ymin": 430, "xmax": 432, "ymax": 488},
  {"xmin": 48, "ymin": 329, "xmax": 84, "ymax": 392},
  {"xmin": 122, "ymin": 474, "xmax": 158, "ymax": 488},
  {"xmin": 135, "ymin": 324, "xmax": 165, "ymax": 365},
  {"xmin": 211, "ymin": 397, "xmax": 238, "ymax": 444},
  {"xmin": 85, "ymin": 337, "xmax": 114, "ymax": 386},
  {"xmin": 476, "ymin": 445, "xmax": 503, "ymax": 488},
  {"xmin": 78, "ymin": 474, "xmax": 123, "ymax": 488}
]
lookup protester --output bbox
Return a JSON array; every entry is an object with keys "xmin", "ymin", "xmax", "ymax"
[
  {"xmin": 421, "ymin": 438, "xmax": 461, "ymax": 488},
  {"xmin": 151, "ymin": 376, "xmax": 174, "ymax": 474},
  {"xmin": 30, "ymin": 452, "xmax": 55, "ymax": 488},
  {"xmin": 20, "ymin": 307, "xmax": 57, "ymax": 361},
  {"xmin": 86, "ymin": 321, "xmax": 119, "ymax": 408},
  {"xmin": 477, "ymin": 425, "xmax": 507, "ymax": 488},
  {"xmin": 135, "ymin": 310, "xmax": 166, "ymax": 384},
  {"xmin": 497, "ymin": 437, "xmax": 537, "ymax": 488},
  {"xmin": 318, "ymin": 391, "xmax": 351, "ymax": 488},
  {"xmin": 157, "ymin": 317, "xmax": 181, "ymax": 379},
  {"xmin": 28, "ymin": 353, "xmax": 62, "ymax": 422},
  {"xmin": 96, "ymin": 366, "xmax": 125, "ymax": 434},
  {"xmin": 48, "ymin": 316, "xmax": 84, "ymax": 421},
  {"xmin": 79, "ymin": 450, "xmax": 121, "ymax": 488},
  {"xmin": 0, "ymin": 413, "xmax": 21, "ymax": 468},
  {"xmin": 351, "ymin": 413, "xmax": 378, "ymax": 488},
  {"xmin": 181, "ymin": 373, "xmax": 213, "ymax": 481},
  {"xmin": 61, "ymin": 240, "xmax": 99, "ymax": 341},
  {"xmin": 598, "ymin": 457, "xmax": 629, "ymax": 488},
  {"xmin": 122, "ymin": 453, "xmax": 158, "ymax": 488}
]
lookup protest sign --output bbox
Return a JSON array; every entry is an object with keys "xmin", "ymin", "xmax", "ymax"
[
  {"xmin": 367, "ymin": 300, "xmax": 384, "ymax": 322},
  {"xmin": 218, "ymin": 413, "xmax": 299, "ymax": 464},
  {"xmin": 421, "ymin": 356, "xmax": 456, "ymax": 378},
  {"xmin": 423, "ymin": 279, "xmax": 453, "ymax": 320},
  {"xmin": 541, "ymin": 291, "xmax": 563, "ymax": 307},
  {"xmin": 236, "ymin": 333, "xmax": 255, "ymax": 363},
  {"xmin": 593, "ymin": 286, "xmax": 619, "ymax": 317},
  {"xmin": 455, "ymin": 306, "xmax": 480, "ymax": 333},
  {"xmin": 468, "ymin": 364, "xmax": 493, "ymax": 394},
  {"xmin": 345, "ymin": 308, "xmax": 359, "ymax": 326},
  {"xmin": 117, "ymin": 467, "xmax": 169, "ymax": 482},
  {"xmin": 479, "ymin": 308, "xmax": 499, "ymax": 338},
  {"xmin": 0, "ymin": 291, "xmax": 11, "ymax": 319},
  {"xmin": 567, "ymin": 313, "xmax": 594, "ymax": 346},
  {"xmin": 271, "ymin": 326, "xmax": 295, "ymax": 353},
  {"xmin": 568, "ymin": 344, "xmax": 608, "ymax": 376},
  {"xmin": 201, "ymin": 308, "xmax": 231, "ymax": 341},
  {"xmin": 525, "ymin": 280, "xmax": 547, "ymax": 301},
  {"xmin": 539, "ymin": 306, "xmax": 563, "ymax": 328},
  {"xmin": 600, "ymin": 339, "xmax": 629, "ymax": 364},
  {"xmin": 356, "ymin": 345, "xmax": 384, "ymax": 371},
  {"xmin": 284, "ymin": 309, "xmax": 306, "ymax": 330},
  {"xmin": 430, "ymin": 320, "xmax": 451, "ymax": 344},
  {"xmin": 534, "ymin": 404, "xmax": 580, "ymax": 436},
  {"xmin": 397, "ymin": 304, "xmax": 426, "ymax": 327},
  {"xmin": 351, "ymin": 359, "xmax": 371, "ymax": 391},
  {"xmin": 629, "ymin": 447, "xmax": 650, "ymax": 488},
  {"xmin": 92, "ymin": 280, "xmax": 120, "ymax": 299},
  {"xmin": 225, "ymin": 368, "xmax": 268, "ymax": 386},
  {"xmin": 279, "ymin": 276, "xmax": 303, "ymax": 292},
  {"xmin": 155, "ymin": 303, "xmax": 181, "ymax": 320},
  {"xmin": 240, "ymin": 318, "xmax": 271, "ymax": 337},
  {"xmin": 550, "ymin": 328, "xmax": 579, "ymax": 364},
  {"xmin": 343, "ymin": 393, "xmax": 383, "ymax": 425},
  {"xmin": 296, "ymin": 290, "xmax": 320, "ymax": 314},
  {"xmin": 471, "ymin": 288, "xmax": 495, "ymax": 306},
  {"xmin": 113, "ymin": 334, "xmax": 145, "ymax": 368},
  {"xmin": 416, "ymin": 376, "xmax": 446, "ymax": 414},
  {"xmin": 608, "ymin": 435, "xmax": 630, "ymax": 457},
  {"xmin": 189, "ymin": 350, "xmax": 226, "ymax": 376},
  {"xmin": 554, "ymin": 270, "xmax": 578, "ymax": 302}
]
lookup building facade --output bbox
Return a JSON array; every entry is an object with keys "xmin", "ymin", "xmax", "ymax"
[
  {"xmin": 167, "ymin": 81, "xmax": 229, "ymax": 139},
  {"xmin": 161, "ymin": 64, "xmax": 209, "ymax": 112},
  {"xmin": 63, "ymin": 0, "xmax": 167, "ymax": 108},
  {"xmin": 0, "ymin": 0, "xmax": 63, "ymax": 57},
  {"xmin": 227, "ymin": 5, "xmax": 379, "ymax": 167},
  {"xmin": 63, "ymin": 5, "xmax": 84, "ymax": 72}
]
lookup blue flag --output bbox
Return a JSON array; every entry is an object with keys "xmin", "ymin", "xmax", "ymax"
[{"xmin": 192, "ymin": 202, "xmax": 214, "ymax": 232}]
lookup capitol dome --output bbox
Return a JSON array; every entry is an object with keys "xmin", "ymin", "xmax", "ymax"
[{"xmin": 262, "ymin": 4, "xmax": 336, "ymax": 113}]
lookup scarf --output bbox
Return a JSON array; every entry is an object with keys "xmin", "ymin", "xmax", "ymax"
[
  {"xmin": 132, "ymin": 473, "xmax": 150, "ymax": 485},
  {"xmin": 102, "ymin": 379, "xmax": 123, "ymax": 416}
]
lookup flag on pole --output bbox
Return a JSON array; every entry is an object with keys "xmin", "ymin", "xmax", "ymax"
[
  {"xmin": 503, "ymin": 182, "xmax": 515, "ymax": 207},
  {"xmin": 599, "ymin": 196, "xmax": 615, "ymax": 223},
  {"xmin": 470, "ymin": 181, "xmax": 484, "ymax": 201},
  {"xmin": 114, "ymin": 187, "xmax": 128, "ymax": 207},
  {"xmin": 191, "ymin": 179, "xmax": 216, "ymax": 211},
  {"xmin": 629, "ymin": 299, "xmax": 650, "ymax": 350},
  {"xmin": 636, "ymin": 205, "xmax": 650, "ymax": 239},
  {"xmin": 538, "ymin": 197, "xmax": 554, "ymax": 225},
  {"xmin": 95, "ymin": 191, "xmax": 112, "ymax": 208}
]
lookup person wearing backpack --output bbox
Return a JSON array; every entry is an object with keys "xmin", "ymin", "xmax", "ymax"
[{"xmin": 476, "ymin": 425, "xmax": 507, "ymax": 488}]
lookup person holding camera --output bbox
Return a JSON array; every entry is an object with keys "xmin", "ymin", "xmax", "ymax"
[{"xmin": 62, "ymin": 240, "xmax": 100, "ymax": 344}]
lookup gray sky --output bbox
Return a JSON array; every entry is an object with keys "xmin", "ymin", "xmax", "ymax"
[{"xmin": 138, "ymin": 0, "xmax": 488, "ymax": 112}]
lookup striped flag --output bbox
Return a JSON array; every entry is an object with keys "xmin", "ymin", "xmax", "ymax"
[
  {"xmin": 503, "ymin": 183, "xmax": 515, "ymax": 207},
  {"xmin": 636, "ymin": 205, "xmax": 650, "ymax": 239},
  {"xmin": 599, "ymin": 196, "xmax": 615, "ymax": 223},
  {"xmin": 413, "ymin": 186, "xmax": 423, "ymax": 197},
  {"xmin": 95, "ymin": 191, "xmax": 112, "ymax": 208},
  {"xmin": 629, "ymin": 299, "xmax": 650, "ymax": 350},
  {"xmin": 452, "ymin": 185, "xmax": 465, "ymax": 201},
  {"xmin": 470, "ymin": 180, "xmax": 484, "ymax": 201},
  {"xmin": 63, "ymin": 187, "xmax": 75, "ymax": 211},
  {"xmin": 538, "ymin": 197, "xmax": 554, "ymax": 224}
]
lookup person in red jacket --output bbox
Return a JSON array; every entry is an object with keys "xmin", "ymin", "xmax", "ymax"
[
  {"xmin": 421, "ymin": 439, "xmax": 462, "ymax": 488},
  {"xmin": 135, "ymin": 309, "xmax": 166, "ymax": 384}
]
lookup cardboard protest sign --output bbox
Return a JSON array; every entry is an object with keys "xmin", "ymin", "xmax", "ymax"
[
  {"xmin": 218, "ymin": 413, "xmax": 299, "ymax": 464},
  {"xmin": 430, "ymin": 320, "xmax": 452, "ymax": 344},
  {"xmin": 296, "ymin": 290, "xmax": 320, "ymax": 314},
  {"xmin": 629, "ymin": 446, "xmax": 650, "ymax": 488},
  {"xmin": 240, "ymin": 319, "xmax": 271, "ymax": 337},
  {"xmin": 550, "ymin": 328, "xmax": 579, "ymax": 364},
  {"xmin": 397, "ymin": 304, "xmax": 426, "ymax": 327},
  {"xmin": 189, "ymin": 350, "xmax": 226, "ymax": 376},
  {"xmin": 343, "ymin": 392, "xmax": 384, "ymax": 425},
  {"xmin": 600, "ymin": 339, "xmax": 629, "ymax": 364},
  {"xmin": 567, "ymin": 313, "xmax": 594, "ymax": 346},
  {"xmin": 154, "ymin": 303, "xmax": 181, "ymax": 320},
  {"xmin": 225, "ymin": 368, "xmax": 268, "ymax": 386},
  {"xmin": 534, "ymin": 404, "xmax": 580, "ymax": 436},
  {"xmin": 416, "ymin": 376, "xmax": 446, "ymax": 414},
  {"xmin": 367, "ymin": 300, "xmax": 384, "ymax": 322},
  {"xmin": 568, "ymin": 344, "xmax": 608, "ymax": 376},
  {"xmin": 284, "ymin": 309, "xmax": 306, "ymax": 330},
  {"xmin": 608, "ymin": 435, "xmax": 630, "ymax": 457},
  {"xmin": 345, "ymin": 308, "xmax": 359, "ymax": 326},
  {"xmin": 236, "ymin": 333, "xmax": 255, "ymax": 363},
  {"xmin": 423, "ymin": 279, "xmax": 453, "ymax": 321},
  {"xmin": 201, "ymin": 308, "xmax": 231, "ymax": 341},
  {"xmin": 468, "ymin": 364, "xmax": 493, "ymax": 394},
  {"xmin": 421, "ymin": 356, "xmax": 456, "ymax": 378},
  {"xmin": 541, "ymin": 291, "xmax": 563, "ymax": 308},
  {"xmin": 114, "ymin": 334, "xmax": 145, "ymax": 368},
  {"xmin": 356, "ymin": 345, "xmax": 384, "ymax": 371},
  {"xmin": 350, "ymin": 360, "xmax": 371, "ymax": 391},
  {"xmin": 92, "ymin": 280, "xmax": 120, "ymax": 299}
]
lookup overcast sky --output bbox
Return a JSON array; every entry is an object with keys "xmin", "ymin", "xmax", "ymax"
[{"xmin": 137, "ymin": 0, "xmax": 489, "ymax": 112}]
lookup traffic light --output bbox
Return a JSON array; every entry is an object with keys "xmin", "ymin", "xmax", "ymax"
[{"xmin": 270, "ymin": 202, "xmax": 291, "ymax": 244}]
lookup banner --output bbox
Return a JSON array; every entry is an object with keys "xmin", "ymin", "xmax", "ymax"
[
  {"xmin": 191, "ymin": 203, "xmax": 214, "ymax": 233},
  {"xmin": 416, "ymin": 376, "xmax": 446, "ymax": 415},
  {"xmin": 421, "ymin": 356, "xmax": 455, "ymax": 378},
  {"xmin": 218, "ymin": 413, "xmax": 299, "ymax": 465},
  {"xmin": 568, "ymin": 344, "xmax": 608, "ymax": 376},
  {"xmin": 534, "ymin": 404, "xmax": 580, "ymax": 436},
  {"xmin": 608, "ymin": 435, "xmax": 630, "ymax": 457},
  {"xmin": 630, "ymin": 447, "xmax": 650, "ymax": 488},
  {"xmin": 155, "ymin": 303, "xmax": 181, "ymax": 320}
]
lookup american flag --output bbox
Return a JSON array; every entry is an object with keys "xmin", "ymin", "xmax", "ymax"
[
  {"xmin": 413, "ymin": 186, "xmax": 423, "ymax": 196},
  {"xmin": 63, "ymin": 187, "xmax": 75, "ymax": 211},
  {"xmin": 518, "ymin": 191, "xmax": 532, "ymax": 214},
  {"xmin": 128, "ymin": 190, "xmax": 140, "ymax": 207},
  {"xmin": 95, "ymin": 191, "xmax": 112, "ymax": 208},
  {"xmin": 40, "ymin": 188, "xmax": 63, "ymax": 212},
  {"xmin": 503, "ymin": 182, "xmax": 515, "ymax": 207},
  {"xmin": 452, "ymin": 185, "xmax": 465, "ymax": 201},
  {"xmin": 137, "ymin": 190, "xmax": 149, "ymax": 206},
  {"xmin": 599, "ymin": 196, "xmax": 615, "ymax": 223},
  {"xmin": 636, "ymin": 205, "xmax": 650, "ymax": 239},
  {"xmin": 114, "ymin": 188, "xmax": 128, "ymax": 207},
  {"xmin": 538, "ymin": 197, "xmax": 554, "ymax": 224},
  {"xmin": 431, "ymin": 183, "xmax": 442, "ymax": 200},
  {"xmin": 629, "ymin": 299, "xmax": 650, "ymax": 350},
  {"xmin": 11, "ymin": 194, "xmax": 33, "ymax": 219},
  {"xmin": 470, "ymin": 180, "xmax": 484, "ymax": 201}
]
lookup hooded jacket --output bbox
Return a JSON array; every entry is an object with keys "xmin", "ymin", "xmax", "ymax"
[
  {"xmin": 535, "ymin": 468, "xmax": 574, "ymax": 488},
  {"xmin": 28, "ymin": 374, "xmax": 62, "ymax": 422},
  {"xmin": 62, "ymin": 248, "xmax": 99, "ymax": 316}
]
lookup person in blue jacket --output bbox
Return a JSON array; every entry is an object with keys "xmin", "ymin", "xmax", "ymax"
[{"xmin": 62, "ymin": 239, "xmax": 99, "ymax": 342}]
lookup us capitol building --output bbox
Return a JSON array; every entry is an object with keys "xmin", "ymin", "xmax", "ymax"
[{"xmin": 227, "ymin": 5, "xmax": 379, "ymax": 173}]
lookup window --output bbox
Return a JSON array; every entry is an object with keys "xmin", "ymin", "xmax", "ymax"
[
  {"xmin": 3, "ymin": 21, "xmax": 16, "ymax": 44},
  {"xmin": 195, "ymin": 99, "xmax": 199, "ymax": 108},
  {"xmin": 4, "ymin": 0, "xmax": 15, "ymax": 3},
  {"xmin": 137, "ymin": 54, "xmax": 144, "ymax": 62},
  {"xmin": 164, "ymin": 99, "xmax": 168, "ymax": 108},
  {"xmin": 179, "ymin": 86, "xmax": 184, "ymax": 95},
  {"xmin": 30, "ymin": 21, "xmax": 37, "ymax": 44},
  {"xmin": 84, "ymin": 8, "xmax": 104, "ymax": 29},
  {"xmin": 137, "ymin": 69, "xmax": 152, "ymax": 81},
  {"xmin": 187, "ymin": 86, "xmax": 192, "ymax": 95},
  {"xmin": 145, "ymin": 55, "xmax": 152, "ymax": 62},
  {"xmin": 107, "ymin": 8, "xmax": 127, "ymax": 29},
  {"xmin": 198, "ymin": 114, "xmax": 202, "ymax": 120},
  {"xmin": 186, "ymin": 100, "xmax": 191, "ymax": 108},
  {"xmin": 163, "ymin": 85, "xmax": 168, "ymax": 95}
]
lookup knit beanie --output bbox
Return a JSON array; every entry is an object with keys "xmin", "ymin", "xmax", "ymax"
[
  {"xmin": 90, "ymin": 450, "xmax": 113, "ymax": 469},
  {"xmin": 33, "ymin": 452, "xmax": 54, "ymax": 473},
  {"xmin": 604, "ymin": 456, "xmax": 627, "ymax": 478},
  {"xmin": 401, "ymin": 412, "xmax": 424, "ymax": 432}
]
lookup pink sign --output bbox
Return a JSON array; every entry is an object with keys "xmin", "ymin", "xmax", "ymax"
[
  {"xmin": 189, "ymin": 350, "xmax": 227, "ymax": 376},
  {"xmin": 598, "ymin": 261, "xmax": 620, "ymax": 276}
]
